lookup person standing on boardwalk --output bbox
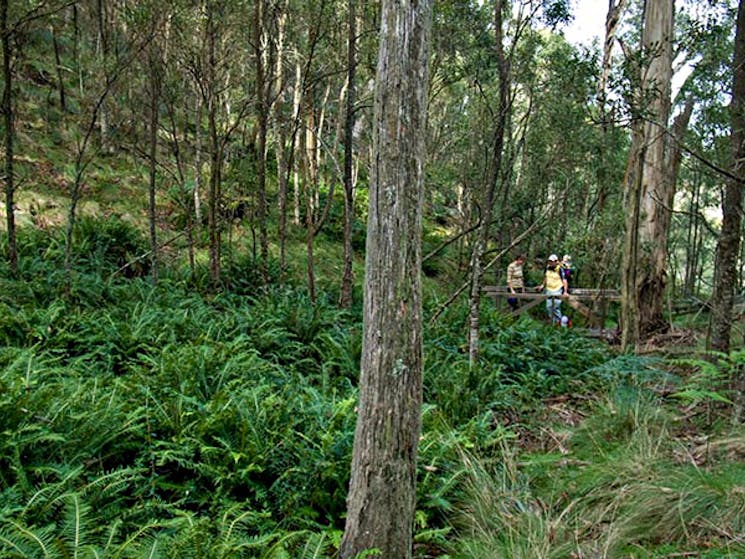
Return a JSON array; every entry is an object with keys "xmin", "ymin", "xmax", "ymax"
[
  {"xmin": 537, "ymin": 254, "xmax": 568, "ymax": 324},
  {"xmin": 506, "ymin": 254, "xmax": 526, "ymax": 311},
  {"xmin": 561, "ymin": 254, "xmax": 574, "ymax": 292}
]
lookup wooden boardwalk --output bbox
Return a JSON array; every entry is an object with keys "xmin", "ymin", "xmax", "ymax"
[{"xmin": 483, "ymin": 286, "xmax": 621, "ymax": 329}]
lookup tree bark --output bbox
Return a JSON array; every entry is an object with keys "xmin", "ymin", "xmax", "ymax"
[
  {"xmin": 52, "ymin": 25, "xmax": 67, "ymax": 112},
  {"xmin": 339, "ymin": 0, "xmax": 432, "ymax": 556},
  {"xmin": 621, "ymin": 0, "xmax": 675, "ymax": 349},
  {"xmin": 340, "ymin": 0, "xmax": 357, "ymax": 309},
  {"xmin": 253, "ymin": 0, "xmax": 269, "ymax": 281},
  {"xmin": 272, "ymin": 3, "xmax": 289, "ymax": 279},
  {"xmin": 302, "ymin": 106, "xmax": 316, "ymax": 303},
  {"xmin": 467, "ymin": 0, "xmax": 509, "ymax": 365},
  {"xmin": 148, "ymin": 47, "xmax": 161, "ymax": 284},
  {"xmin": 621, "ymin": 125, "xmax": 645, "ymax": 350},
  {"xmin": 205, "ymin": 9, "xmax": 222, "ymax": 286},
  {"xmin": 1, "ymin": 0, "xmax": 17, "ymax": 274},
  {"xmin": 710, "ymin": 0, "xmax": 745, "ymax": 354},
  {"xmin": 594, "ymin": 0, "xmax": 626, "ymax": 216},
  {"xmin": 637, "ymin": 0, "xmax": 675, "ymax": 337}
]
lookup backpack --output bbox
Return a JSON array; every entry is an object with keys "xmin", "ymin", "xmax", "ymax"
[{"xmin": 560, "ymin": 262, "xmax": 574, "ymax": 286}]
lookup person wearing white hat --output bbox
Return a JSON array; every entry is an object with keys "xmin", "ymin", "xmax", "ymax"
[
  {"xmin": 561, "ymin": 254, "xmax": 574, "ymax": 291},
  {"xmin": 537, "ymin": 254, "xmax": 568, "ymax": 324}
]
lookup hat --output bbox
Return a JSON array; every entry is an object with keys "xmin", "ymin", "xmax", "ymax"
[
  {"xmin": 548, "ymin": 254, "xmax": 559, "ymax": 261},
  {"xmin": 562, "ymin": 254, "xmax": 572, "ymax": 263}
]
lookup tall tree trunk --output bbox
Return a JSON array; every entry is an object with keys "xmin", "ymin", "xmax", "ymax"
[
  {"xmin": 273, "ymin": 4, "xmax": 289, "ymax": 279},
  {"xmin": 97, "ymin": 0, "xmax": 111, "ymax": 152},
  {"xmin": 637, "ymin": 0, "xmax": 675, "ymax": 337},
  {"xmin": 467, "ymin": 0, "xmax": 509, "ymax": 365},
  {"xmin": 683, "ymin": 168, "xmax": 701, "ymax": 297},
  {"xmin": 339, "ymin": 0, "xmax": 432, "ymax": 556},
  {"xmin": 340, "ymin": 0, "xmax": 357, "ymax": 309},
  {"xmin": 207, "ymin": 104, "xmax": 222, "ymax": 285},
  {"xmin": 302, "ymin": 107, "xmax": 316, "ymax": 304},
  {"xmin": 621, "ymin": 125, "xmax": 645, "ymax": 350},
  {"xmin": 292, "ymin": 58, "xmax": 302, "ymax": 226},
  {"xmin": 710, "ymin": 0, "xmax": 745, "ymax": 354},
  {"xmin": 1, "ymin": 0, "xmax": 17, "ymax": 274},
  {"xmin": 254, "ymin": 0, "xmax": 269, "ymax": 281},
  {"xmin": 148, "ymin": 48, "xmax": 161, "ymax": 284},
  {"xmin": 593, "ymin": 0, "xmax": 626, "ymax": 217},
  {"xmin": 52, "ymin": 25, "xmax": 67, "ymax": 112},
  {"xmin": 621, "ymin": 0, "xmax": 674, "ymax": 349},
  {"xmin": 206, "ymin": 10, "xmax": 222, "ymax": 286},
  {"xmin": 194, "ymin": 92, "xmax": 203, "ymax": 231}
]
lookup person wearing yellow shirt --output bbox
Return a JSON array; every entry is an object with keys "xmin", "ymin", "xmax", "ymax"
[{"xmin": 537, "ymin": 254, "xmax": 568, "ymax": 324}]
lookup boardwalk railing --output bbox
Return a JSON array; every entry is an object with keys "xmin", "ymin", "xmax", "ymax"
[{"xmin": 483, "ymin": 286, "xmax": 621, "ymax": 330}]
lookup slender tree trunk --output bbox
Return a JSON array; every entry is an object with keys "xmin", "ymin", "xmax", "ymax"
[
  {"xmin": 594, "ymin": 0, "xmax": 626, "ymax": 217},
  {"xmin": 73, "ymin": 5, "xmax": 83, "ymax": 96},
  {"xmin": 302, "ymin": 109, "xmax": 316, "ymax": 303},
  {"xmin": 621, "ymin": 125, "xmax": 645, "ymax": 350},
  {"xmin": 273, "ymin": 5, "xmax": 289, "ymax": 279},
  {"xmin": 148, "ymin": 48, "xmax": 161, "ymax": 284},
  {"xmin": 467, "ymin": 0, "xmax": 509, "ymax": 365},
  {"xmin": 207, "ymin": 106, "xmax": 222, "ymax": 285},
  {"xmin": 97, "ymin": 0, "xmax": 111, "ymax": 152},
  {"xmin": 683, "ymin": 171, "xmax": 701, "ymax": 297},
  {"xmin": 710, "ymin": 0, "xmax": 745, "ymax": 354},
  {"xmin": 340, "ymin": 0, "xmax": 357, "ymax": 309},
  {"xmin": 194, "ymin": 92, "xmax": 203, "ymax": 230},
  {"xmin": 254, "ymin": 0, "xmax": 269, "ymax": 280},
  {"xmin": 1, "ymin": 0, "xmax": 17, "ymax": 274},
  {"xmin": 205, "ymin": 9, "xmax": 222, "ymax": 286},
  {"xmin": 51, "ymin": 25, "xmax": 67, "ymax": 112},
  {"xmin": 292, "ymin": 59, "xmax": 302, "ymax": 226},
  {"xmin": 340, "ymin": 0, "xmax": 432, "ymax": 556}
]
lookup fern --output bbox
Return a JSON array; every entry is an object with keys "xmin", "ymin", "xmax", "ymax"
[
  {"xmin": 0, "ymin": 520, "xmax": 58, "ymax": 559},
  {"xmin": 671, "ymin": 353, "xmax": 735, "ymax": 406}
]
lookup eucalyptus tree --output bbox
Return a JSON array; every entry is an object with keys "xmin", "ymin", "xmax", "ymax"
[
  {"xmin": 55, "ymin": 1, "xmax": 157, "ymax": 283},
  {"xmin": 710, "ymin": 0, "xmax": 745, "ymax": 355},
  {"xmin": 269, "ymin": 0, "xmax": 354, "ymax": 288},
  {"xmin": 146, "ymin": 29, "xmax": 162, "ymax": 283},
  {"xmin": 339, "ymin": 0, "xmax": 357, "ymax": 309},
  {"xmin": 620, "ymin": 0, "xmax": 675, "ymax": 349},
  {"xmin": 425, "ymin": 0, "xmax": 493, "ymax": 270},
  {"xmin": 1, "ymin": 0, "xmax": 15, "ymax": 273},
  {"xmin": 671, "ymin": 3, "xmax": 736, "ymax": 301},
  {"xmin": 465, "ymin": 0, "xmax": 574, "ymax": 363},
  {"xmin": 340, "ymin": 0, "xmax": 433, "ymax": 555},
  {"xmin": 467, "ymin": 0, "xmax": 510, "ymax": 364},
  {"xmin": 253, "ymin": 0, "xmax": 270, "ymax": 281},
  {"xmin": 193, "ymin": 0, "xmax": 254, "ymax": 285},
  {"xmin": 1, "ymin": 0, "xmax": 73, "ymax": 274}
]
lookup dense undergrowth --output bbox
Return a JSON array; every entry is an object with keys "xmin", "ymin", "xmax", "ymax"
[{"xmin": 1, "ymin": 220, "xmax": 744, "ymax": 558}]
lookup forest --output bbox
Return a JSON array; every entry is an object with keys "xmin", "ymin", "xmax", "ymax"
[{"xmin": 1, "ymin": 0, "xmax": 744, "ymax": 557}]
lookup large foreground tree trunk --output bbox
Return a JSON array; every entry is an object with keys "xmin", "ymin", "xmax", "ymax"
[
  {"xmin": 339, "ymin": 0, "xmax": 432, "ymax": 557},
  {"xmin": 709, "ymin": 0, "xmax": 745, "ymax": 355}
]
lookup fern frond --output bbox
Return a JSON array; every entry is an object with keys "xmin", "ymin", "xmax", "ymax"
[{"xmin": 4, "ymin": 520, "xmax": 57, "ymax": 558}]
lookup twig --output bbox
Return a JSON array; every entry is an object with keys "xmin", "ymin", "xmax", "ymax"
[
  {"xmin": 428, "ymin": 217, "xmax": 541, "ymax": 324},
  {"xmin": 108, "ymin": 231, "xmax": 186, "ymax": 280}
]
